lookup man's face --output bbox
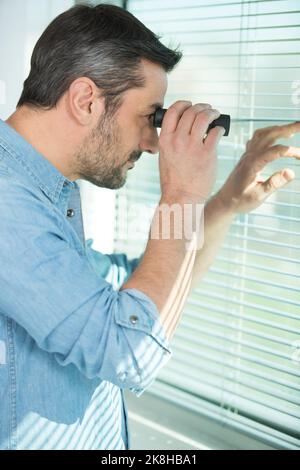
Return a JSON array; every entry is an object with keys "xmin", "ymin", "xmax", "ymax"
[{"xmin": 74, "ymin": 59, "xmax": 167, "ymax": 189}]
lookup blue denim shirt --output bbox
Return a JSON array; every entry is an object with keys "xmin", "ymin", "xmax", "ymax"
[{"xmin": 0, "ymin": 118, "xmax": 172, "ymax": 450}]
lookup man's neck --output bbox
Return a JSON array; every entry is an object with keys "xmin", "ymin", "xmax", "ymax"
[{"xmin": 5, "ymin": 106, "xmax": 79, "ymax": 181}]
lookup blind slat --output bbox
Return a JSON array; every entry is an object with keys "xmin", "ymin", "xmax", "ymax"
[
  {"xmin": 168, "ymin": 341, "xmax": 300, "ymax": 391},
  {"xmin": 163, "ymin": 364, "xmax": 300, "ymax": 424},
  {"xmin": 191, "ymin": 294, "xmax": 300, "ymax": 333},
  {"xmin": 183, "ymin": 307, "xmax": 295, "ymax": 346}
]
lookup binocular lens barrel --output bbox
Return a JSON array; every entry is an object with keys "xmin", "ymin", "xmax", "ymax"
[{"xmin": 153, "ymin": 108, "xmax": 230, "ymax": 136}]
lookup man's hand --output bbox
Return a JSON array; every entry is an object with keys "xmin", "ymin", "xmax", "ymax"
[
  {"xmin": 214, "ymin": 121, "xmax": 300, "ymax": 214},
  {"xmin": 189, "ymin": 121, "xmax": 300, "ymax": 290},
  {"xmin": 158, "ymin": 100, "xmax": 225, "ymax": 202}
]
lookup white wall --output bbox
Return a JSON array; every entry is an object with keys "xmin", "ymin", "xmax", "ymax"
[{"xmin": 0, "ymin": 0, "xmax": 75, "ymax": 120}]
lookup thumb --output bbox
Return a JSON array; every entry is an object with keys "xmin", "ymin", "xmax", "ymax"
[{"xmin": 258, "ymin": 168, "xmax": 295, "ymax": 197}]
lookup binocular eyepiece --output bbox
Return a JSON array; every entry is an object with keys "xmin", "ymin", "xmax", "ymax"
[{"xmin": 153, "ymin": 108, "xmax": 231, "ymax": 136}]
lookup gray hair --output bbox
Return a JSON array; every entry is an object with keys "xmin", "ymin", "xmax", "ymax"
[{"xmin": 17, "ymin": 3, "xmax": 182, "ymax": 116}]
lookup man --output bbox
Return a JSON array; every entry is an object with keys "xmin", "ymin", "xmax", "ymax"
[{"xmin": 0, "ymin": 3, "xmax": 299, "ymax": 450}]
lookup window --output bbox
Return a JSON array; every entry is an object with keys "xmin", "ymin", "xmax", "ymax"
[{"xmin": 114, "ymin": 0, "xmax": 300, "ymax": 449}]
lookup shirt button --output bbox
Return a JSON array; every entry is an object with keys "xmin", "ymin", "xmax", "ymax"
[
  {"xmin": 63, "ymin": 181, "xmax": 68, "ymax": 187},
  {"xmin": 67, "ymin": 209, "xmax": 75, "ymax": 217},
  {"xmin": 129, "ymin": 315, "xmax": 139, "ymax": 325},
  {"xmin": 118, "ymin": 372, "xmax": 127, "ymax": 381}
]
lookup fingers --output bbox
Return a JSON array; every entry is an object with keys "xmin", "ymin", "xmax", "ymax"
[
  {"xmin": 190, "ymin": 108, "xmax": 221, "ymax": 139},
  {"xmin": 253, "ymin": 144, "xmax": 300, "ymax": 172},
  {"xmin": 204, "ymin": 126, "xmax": 226, "ymax": 151},
  {"xmin": 160, "ymin": 100, "xmax": 217, "ymax": 136},
  {"xmin": 176, "ymin": 104, "xmax": 214, "ymax": 135},
  {"xmin": 249, "ymin": 121, "xmax": 300, "ymax": 152},
  {"xmin": 258, "ymin": 168, "xmax": 295, "ymax": 198},
  {"xmin": 160, "ymin": 101, "xmax": 193, "ymax": 134}
]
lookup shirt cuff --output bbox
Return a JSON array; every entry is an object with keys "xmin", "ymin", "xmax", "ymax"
[
  {"xmin": 115, "ymin": 287, "xmax": 172, "ymax": 355},
  {"xmin": 116, "ymin": 288, "xmax": 173, "ymax": 397}
]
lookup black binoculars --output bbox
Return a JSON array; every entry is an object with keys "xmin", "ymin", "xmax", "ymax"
[{"xmin": 153, "ymin": 108, "xmax": 231, "ymax": 136}]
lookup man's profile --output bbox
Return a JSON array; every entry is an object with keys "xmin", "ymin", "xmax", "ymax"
[{"xmin": 0, "ymin": 3, "xmax": 299, "ymax": 450}]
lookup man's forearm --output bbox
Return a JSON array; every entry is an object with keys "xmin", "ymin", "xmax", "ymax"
[
  {"xmin": 190, "ymin": 194, "xmax": 236, "ymax": 291},
  {"xmin": 120, "ymin": 194, "xmax": 200, "ymax": 342},
  {"xmin": 120, "ymin": 193, "xmax": 236, "ymax": 342}
]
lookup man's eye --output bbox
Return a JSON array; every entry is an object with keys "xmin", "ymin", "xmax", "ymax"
[{"xmin": 141, "ymin": 114, "xmax": 155, "ymax": 126}]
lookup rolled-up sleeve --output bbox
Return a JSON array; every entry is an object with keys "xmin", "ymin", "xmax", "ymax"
[
  {"xmin": 85, "ymin": 238, "xmax": 172, "ymax": 397},
  {"xmin": 0, "ymin": 188, "xmax": 172, "ymax": 396},
  {"xmin": 114, "ymin": 288, "xmax": 172, "ymax": 397}
]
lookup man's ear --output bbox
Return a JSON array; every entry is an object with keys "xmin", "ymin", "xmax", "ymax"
[{"xmin": 67, "ymin": 77, "xmax": 105, "ymax": 126}]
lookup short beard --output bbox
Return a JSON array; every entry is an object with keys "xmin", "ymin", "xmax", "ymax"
[{"xmin": 74, "ymin": 111, "xmax": 128, "ymax": 189}]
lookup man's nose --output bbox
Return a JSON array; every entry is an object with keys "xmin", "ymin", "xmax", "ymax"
[{"xmin": 140, "ymin": 128, "xmax": 159, "ymax": 155}]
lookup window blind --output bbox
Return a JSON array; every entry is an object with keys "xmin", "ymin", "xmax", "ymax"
[{"xmin": 114, "ymin": 0, "xmax": 300, "ymax": 449}]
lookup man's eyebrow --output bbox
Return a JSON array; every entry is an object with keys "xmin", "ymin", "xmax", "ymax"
[{"xmin": 147, "ymin": 102, "xmax": 164, "ymax": 111}]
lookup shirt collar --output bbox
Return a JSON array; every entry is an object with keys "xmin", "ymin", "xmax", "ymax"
[{"xmin": 0, "ymin": 118, "xmax": 77, "ymax": 203}]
